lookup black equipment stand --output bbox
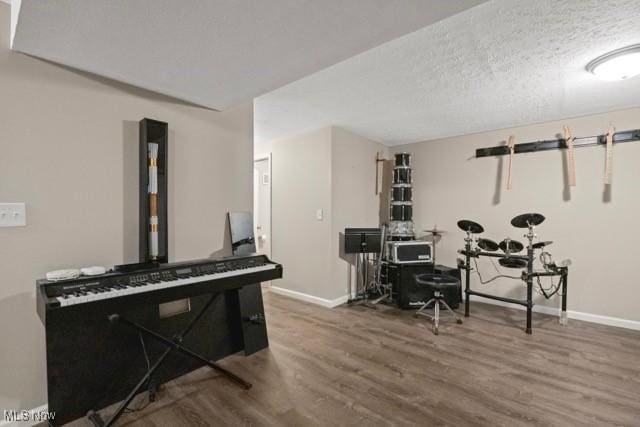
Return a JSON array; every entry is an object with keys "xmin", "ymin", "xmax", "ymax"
[
  {"xmin": 349, "ymin": 249, "xmax": 371, "ymax": 305},
  {"xmin": 344, "ymin": 228, "xmax": 382, "ymax": 305},
  {"xmin": 87, "ymin": 293, "xmax": 251, "ymax": 427},
  {"xmin": 461, "ymin": 237, "xmax": 569, "ymax": 334}
]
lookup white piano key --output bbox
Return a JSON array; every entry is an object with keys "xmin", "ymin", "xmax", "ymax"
[{"xmin": 54, "ymin": 264, "xmax": 277, "ymax": 307}]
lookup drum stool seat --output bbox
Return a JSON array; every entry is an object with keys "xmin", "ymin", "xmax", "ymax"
[{"xmin": 414, "ymin": 274, "xmax": 462, "ymax": 335}]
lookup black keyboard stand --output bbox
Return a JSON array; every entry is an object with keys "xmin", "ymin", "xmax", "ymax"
[{"xmin": 86, "ymin": 293, "xmax": 252, "ymax": 427}]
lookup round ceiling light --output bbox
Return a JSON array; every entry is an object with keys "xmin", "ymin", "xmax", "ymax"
[{"xmin": 587, "ymin": 44, "xmax": 640, "ymax": 81}]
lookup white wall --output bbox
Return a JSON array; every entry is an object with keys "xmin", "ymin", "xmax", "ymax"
[
  {"xmin": 331, "ymin": 128, "xmax": 388, "ymax": 298},
  {"xmin": 396, "ymin": 107, "xmax": 640, "ymax": 322},
  {"xmin": 271, "ymin": 128, "xmax": 334, "ymax": 299},
  {"xmin": 254, "ymin": 139, "xmax": 273, "ymax": 158},
  {"xmin": 0, "ymin": 2, "xmax": 254, "ymax": 412},
  {"xmin": 270, "ymin": 127, "xmax": 386, "ymax": 303}
]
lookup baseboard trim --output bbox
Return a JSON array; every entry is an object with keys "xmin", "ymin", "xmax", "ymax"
[
  {"xmin": 469, "ymin": 295, "xmax": 640, "ymax": 331},
  {"xmin": 270, "ymin": 286, "xmax": 348, "ymax": 308},
  {"xmin": 270, "ymin": 287, "xmax": 640, "ymax": 330},
  {"xmin": 1, "ymin": 404, "xmax": 49, "ymax": 427}
]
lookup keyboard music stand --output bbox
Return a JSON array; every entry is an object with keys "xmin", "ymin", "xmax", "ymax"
[{"xmin": 87, "ymin": 293, "xmax": 253, "ymax": 427}]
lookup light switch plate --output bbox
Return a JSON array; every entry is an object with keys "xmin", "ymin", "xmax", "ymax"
[
  {"xmin": 316, "ymin": 208, "xmax": 323, "ymax": 221},
  {"xmin": 0, "ymin": 203, "xmax": 26, "ymax": 227}
]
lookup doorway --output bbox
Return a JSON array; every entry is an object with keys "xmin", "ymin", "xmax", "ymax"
[{"xmin": 253, "ymin": 155, "xmax": 271, "ymax": 258}]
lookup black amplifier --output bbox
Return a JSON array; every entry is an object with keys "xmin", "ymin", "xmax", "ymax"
[{"xmin": 385, "ymin": 262, "xmax": 460, "ymax": 310}]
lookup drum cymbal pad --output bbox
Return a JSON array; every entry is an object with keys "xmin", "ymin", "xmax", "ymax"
[
  {"xmin": 477, "ymin": 238, "xmax": 499, "ymax": 252},
  {"xmin": 498, "ymin": 257, "xmax": 527, "ymax": 269},
  {"xmin": 532, "ymin": 241, "xmax": 553, "ymax": 249},
  {"xmin": 499, "ymin": 239, "xmax": 524, "ymax": 253},
  {"xmin": 511, "ymin": 213, "xmax": 545, "ymax": 228},
  {"xmin": 457, "ymin": 220, "xmax": 484, "ymax": 234}
]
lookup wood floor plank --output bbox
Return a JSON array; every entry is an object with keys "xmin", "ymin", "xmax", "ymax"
[{"xmin": 63, "ymin": 290, "xmax": 640, "ymax": 427}]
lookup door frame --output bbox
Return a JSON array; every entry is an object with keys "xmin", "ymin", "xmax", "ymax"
[{"xmin": 253, "ymin": 152, "xmax": 272, "ymax": 258}]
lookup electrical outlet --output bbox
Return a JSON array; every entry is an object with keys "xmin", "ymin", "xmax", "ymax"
[{"xmin": 0, "ymin": 203, "xmax": 26, "ymax": 227}]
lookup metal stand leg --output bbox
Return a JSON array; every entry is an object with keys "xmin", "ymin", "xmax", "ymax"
[
  {"xmin": 348, "ymin": 253, "xmax": 378, "ymax": 309},
  {"xmin": 526, "ymin": 283, "xmax": 533, "ymax": 335},
  {"xmin": 433, "ymin": 300, "xmax": 440, "ymax": 335},
  {"xmin": 525, "ymin": 246, "xmax": 533, "ymax": 334},
  {"xmin": 415, "ymin": 298, "xmax": 435, "ymax": 316},
  {"xmin": 348, "ymin": 253, "xmax": 362, "ymax": 304},
  {"xmin": 370, "ymin": 257, "xmax": 391, "ymax": 305},
  {"xmin": 464, "ymin": 251, "xmax": 471, "ymax": 318},
  {"xmin": 114, "ymin": 316, "xmax": 252, "ymax": 388},
  {"xmin": 87, "ymin": 294, "xmax": 251, "ymax": 427},
  {"xmin": 370, "ymin": 285, "xmax": 392, "ymax": 305},
  {"xmin": 560, "ymin": 270, "xmax": 568, "ymax": 326},
  {"xmin": 416, "ymin": 295, "xmax": 463, "ymax": 336},
  {"xmin": 439, "ymin": 299, "xmax": 463, "ymax": 324},
  {"xmin": 363, "ymin": 253, "xmax": 369, "ymax": 299}
]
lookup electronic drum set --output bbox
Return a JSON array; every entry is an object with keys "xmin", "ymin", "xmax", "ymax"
[
  {"xmin": 457, "ymin": 213, "xmax": 555, "ymax": 267},
  {"xmin": 457, "ymin": 213, "xmax": 570, "ymax": 334}
]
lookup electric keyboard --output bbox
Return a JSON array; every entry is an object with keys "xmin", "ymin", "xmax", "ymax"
[
  {"xmin": 37, "ymin": 254, "xmax": 282, "ymax": 320},
  {"xmin": 37, "ymin": 253, "xmax": 282, "ymax": 426}
]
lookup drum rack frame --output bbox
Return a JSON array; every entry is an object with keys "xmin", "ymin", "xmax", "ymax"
[
  {"xmin": 475, "ymin": 128, "xmax": 640, "ymax": 158},
  {"xmin": 460, "ymin": 242, "xmax": 568, "ymax": 334}
]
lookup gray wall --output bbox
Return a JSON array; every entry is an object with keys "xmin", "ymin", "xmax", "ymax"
[
  {"xmin": 396, "ymin": 107, "xmax": 640, "ymax": 322},
  {"xmin": 0, "ymin": 3, "xmax": 254, "ymax": 412}
]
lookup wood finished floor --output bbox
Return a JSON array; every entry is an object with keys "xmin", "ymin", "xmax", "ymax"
[{"xmin": 66, "ymin": 290, "xmax": 640, "ymax": 427}]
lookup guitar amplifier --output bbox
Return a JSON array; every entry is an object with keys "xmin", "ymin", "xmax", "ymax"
[{"xmin": 387, "ymin": 241, "xmax": 432, "ymax": 263}]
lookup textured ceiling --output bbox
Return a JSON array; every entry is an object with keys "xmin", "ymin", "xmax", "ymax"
[
  {"xmin": 10, "ymin": 0, "xmax": 485, "ymax": 110},
  {"xmin": 256, "ymin": 0, "xmax": 640, "ymax": 146}
]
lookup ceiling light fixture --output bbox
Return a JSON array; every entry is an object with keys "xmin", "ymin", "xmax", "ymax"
[{"xmin": 587, "ymin": 44, "xmax": 640, "ymax": 81}]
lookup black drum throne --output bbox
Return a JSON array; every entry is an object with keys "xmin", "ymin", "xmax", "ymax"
[{"xmin": 414, "ymin": 273, "xmax": 463, "ymax": 335}]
